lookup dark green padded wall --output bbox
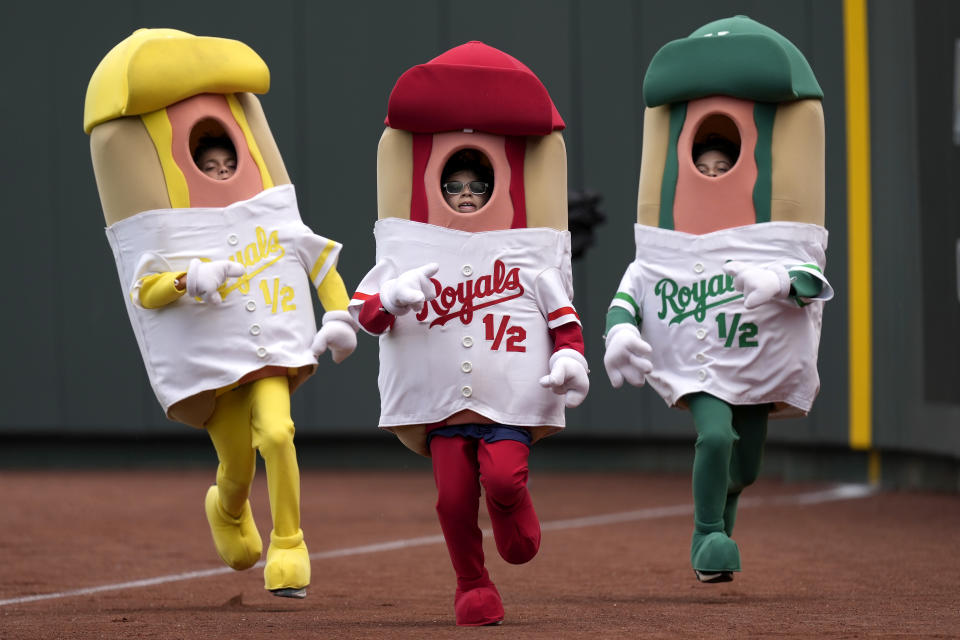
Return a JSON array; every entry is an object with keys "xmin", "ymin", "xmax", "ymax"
[{"xmin": 6, "ymin": 0, "xmax": 954, "ymax": 464}]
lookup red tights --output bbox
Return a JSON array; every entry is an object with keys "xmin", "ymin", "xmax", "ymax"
[{"xmin": 430, "ymin": 435, "xmax": 540, "ymax": 625}]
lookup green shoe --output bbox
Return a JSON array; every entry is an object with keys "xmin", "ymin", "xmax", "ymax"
[{"xmin": 691, "ymin": 530, "xmax": 741, "ymax": 574}]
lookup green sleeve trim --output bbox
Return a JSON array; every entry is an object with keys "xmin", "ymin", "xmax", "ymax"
[
  {"xmin": 605, "ymin": 306, "xmax": 640, "ymax": 336},
  {"xmin": 789, "ymin": 270, "xmax": 823, "ymax": 306},
  {"xmin": 613, "ymin": 292, "xmax": 640, "ymax": 319}
]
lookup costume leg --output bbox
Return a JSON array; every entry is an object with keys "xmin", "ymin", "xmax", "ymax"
[
  {"xmin": 248, "ymin": 376, "xmax": 309, "ymax": 596},
  {"xmin": 430, "ymin": 435, "xmax": 504, "ymax": 627},
  {"xmin": 724, "ymin": 405, "xmax": 769, "ymax": 536},
  {"xmin": 477, "ymin": 439, "xmax": 540, "ymax": 565},
  {"xmin": 204, "ymin": 385, "xmax": 262, "ymax": 571},
  {"xmin": 688, "ymin": 392, "xmax": 741, "ymax": 575}
]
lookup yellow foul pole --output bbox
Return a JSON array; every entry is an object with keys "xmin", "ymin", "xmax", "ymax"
[{"xmin": 843, "ymin": 0, "xmax": 876, "ymax": 479}]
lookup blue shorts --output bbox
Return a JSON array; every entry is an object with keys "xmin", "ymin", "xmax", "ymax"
[{"xmin": 427, "ymin": 422, "xmax": 532, "ymax": 448}]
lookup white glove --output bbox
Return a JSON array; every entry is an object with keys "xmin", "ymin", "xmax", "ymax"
[
  {"xmin": 379, "ymin": 263, "xmax": 440, "ymax": 316},
  {"xmin": 311, "ymin": 310, "xmax": 359, "ymax": 363},
  {"xmin": 722, "ymin": 261, "xmax": 790, "ymax": 309},
  {"xmin": 538, "ymin": 349, "xmax": 590, "ymax": 408},
  {"xmin": 186, "ymin": 258, "xmax": 245, "ymax": 304},
  {"xmin": 603, "ymin": 323, "xmax": 653, "ymax": 389}
]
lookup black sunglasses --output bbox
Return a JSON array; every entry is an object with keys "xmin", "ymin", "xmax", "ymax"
[{"xmin": 442, "ymin": 181, "xmax": 490, "ymax": 195}]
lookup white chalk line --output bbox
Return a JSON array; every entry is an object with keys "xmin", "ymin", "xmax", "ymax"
[{"xmin": 0, "ymin": 483, "xmax": 875, "ymax": 608}]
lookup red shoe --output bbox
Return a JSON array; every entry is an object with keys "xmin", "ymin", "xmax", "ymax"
[{"xmin": 454, "ymin": 582, "xmax": 504, "ymax": 626}]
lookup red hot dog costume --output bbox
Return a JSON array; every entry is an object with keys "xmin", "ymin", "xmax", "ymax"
[
  {"xmin": 84, "ymin": 29, "xmax": 358, "ymax": 599},
  {"xmin": 603, "ymin": 16, "xmax": 833, "ymax": 582},
  {"xmin": 349, "ymin": 42, "xmax": 588, "ymax": 626}
]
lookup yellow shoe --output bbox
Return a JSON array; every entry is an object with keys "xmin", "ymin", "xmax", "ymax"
[
  {"xmin": 204, "ymin": 485, "xmax": 262, "ymax": 571},
  {"xmin": 264, "ymin": 529, "xmax": 310, "ymax": 597}
]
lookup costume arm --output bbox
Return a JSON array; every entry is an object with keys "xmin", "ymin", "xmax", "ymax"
[
  {"xmin": 137, "ymin": 272, "xmax": 187, "ymax": 309},
  {"xmin": 787, "ymin": 264, "xmax": 834, "ymax": 306},
  {"xmin": 348, "ymin": 260, "xmax": 399, "ymax": 335},
  {"xmin": 356, "ymin": 294, "xmax": 396, "ymax": 335},
  {"xmin": 723, "ymin": 260, "xmax": 834, "ymax": 309},
  {"xmin": 296, "ymin": 230, "xmax": 349, "ymax": 312},
  {"xmin": 602, "ymin": 263, "xmax": 652, "ymax": 389},
  {"xmin": 534, "ymin": 267, "xmax": 588, "ymax": 364},
  {"xmin": 534, "ymin": 268, "xmax": 589, "ymax": 406},
  {"xmin": 129, "ymin": 252, "xmax": 187, "ymax": 309},
  {"xmin": 605, "ymin": 264, "xmax": 644, "ymax": 336},
  {"xmin": 549, "ymin": 322, "xmax": 585, "ymax": 356},
  {"xmin": 316, "ymin": 268, "xmax": 350, "ymax": 312},
  {"xmin": 298, "ymin": 230, "xmax": 359, "ymax": 362}
]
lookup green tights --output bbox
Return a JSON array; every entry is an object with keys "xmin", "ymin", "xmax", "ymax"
[{"xmin": 688, "ymin": 392, "xmax": 769, "ymax": 571}]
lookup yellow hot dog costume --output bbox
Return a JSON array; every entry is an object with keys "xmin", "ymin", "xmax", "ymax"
[{"xmin": 85, "ymin": 28, "xmax": 358, "ymax": 598}]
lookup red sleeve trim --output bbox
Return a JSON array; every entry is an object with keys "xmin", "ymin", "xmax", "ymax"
[
  {"xmin": 549, "ymin": 321, "xmax": 584, "ymax": 356},
  {"xmin": 358, "ymin": 293, "xmax": 395, "ymax": 335},
  {"xmin": 352, "ymin": 291, "xmax": 374, "ymax": 302},
  {"xmin": 548, "ymin": 307, "xmax": 580, "ymax": 322}
]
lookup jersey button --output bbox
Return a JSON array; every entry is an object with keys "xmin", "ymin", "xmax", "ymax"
[
  {"xmin": 228, "ymin": 233, "xmax": 239, "ymax": 246},
  {"xmin": 246, "ymin": 300, "xmax": 257, "ymax": 312},
  {"xmin": 461, "ymin": 361, "xmax": 473, "ymax": 373},
  {"xmin": 696, "ymin": 353, "xmax": 706, "ymax": 363},
  {"xmin": 462, "ymin": 265, "xmax": 473, "ymax": 276},
  {"xmin": 461, "ymin": 385, "xmax": 473, "ymax": 397},
  {"xmin": 693, "ymin": 263, "xmax": 704, "ymax": 274},
  {"xmin": 697, "ymin": 369, "xmax": 707, "ymax": 381},
  {"xmin": 695, "ymin": 328, "xmax": 706, "ymax": 340},
  {"xmin": 250, "ymin": 324, "xmax": 262, "ymax": 336},
  {"xmin": 256, "ymin": 346, "xmax": 268, "ymax": 359},
  {"xmin": 462, "ymin": 336, "xmax": 474, "ymax": 348}
]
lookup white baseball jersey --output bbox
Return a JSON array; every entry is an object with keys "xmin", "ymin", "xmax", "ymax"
[
  {"xmin": 106, "ymin": 184, "xmax": 340, "ymax": 417},
  {"xmin": 611, "ymin": 222, "xmax": 830, "ymax": 417},
  {"xmin": 349, "ymin": 218, "xmax": 580, "ymax": 430}
]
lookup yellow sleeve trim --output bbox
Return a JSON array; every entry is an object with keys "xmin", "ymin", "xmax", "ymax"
[
  {"xmin": 316, "ymin": 269, "xmax": 350, "ymax": 312},
  {"xmin": 225, "ymin": 93, "xmax": 274, "ymax": 190},
  {"xmin": 138, "ymin": 272, "xmax": 186, "ymax": 309},
  {"xmin": 310, "ymin": 240, "xmax": 338, "ymax": 283},
  {"xmin": 140, "ymin": 109, "xmax": 190, "ymax": 208}
]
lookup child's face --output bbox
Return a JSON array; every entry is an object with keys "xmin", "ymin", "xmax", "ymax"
[
  {"xmin": 198, "ymin": 147, "xmax": 237, "ymax": 180},
  {"xmin": 695, "ymin": 150, "xmax": 732, "ymax": 177},
  {"xmin": 442, "ymin": 169, "xmax": 490, "ymax": 213}
]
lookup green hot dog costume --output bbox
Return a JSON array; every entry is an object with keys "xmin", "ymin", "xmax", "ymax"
[{"xmin": 604, "ymin": 16, "xmax": 833, "ymax": 579}]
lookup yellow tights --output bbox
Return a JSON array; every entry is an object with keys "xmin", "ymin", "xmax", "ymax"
[{"xmin": 205, "ymin": 375, "xmax": 301, "ymax": 539}]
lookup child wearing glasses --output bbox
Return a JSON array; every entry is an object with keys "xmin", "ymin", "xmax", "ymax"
[
  {"xmin": 349, "ymin": 40, "xmax": 586, "ymax": 626},
  {"xmin": 441, "ymin": 149, "xmax": 493, "ymax": 212}
]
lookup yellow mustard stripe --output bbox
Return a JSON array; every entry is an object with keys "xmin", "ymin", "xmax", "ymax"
[
  {"xmin": 317, "ymin": 269, "xmax": 350, "ymax": 311},
  {"xmin": 141, "ymin": 110, "xmax": 190, "ymax": 208},
  {"xmin": 310, "ymin": 240, "xmax": 337, "ymax": 283},
  {"xmin": 226, "ymin": 93, "xmax": 274, "ymax": 189},
  {"xmin": 844, "ymin": 0, "xmax": 873, "ymax": 451}
]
